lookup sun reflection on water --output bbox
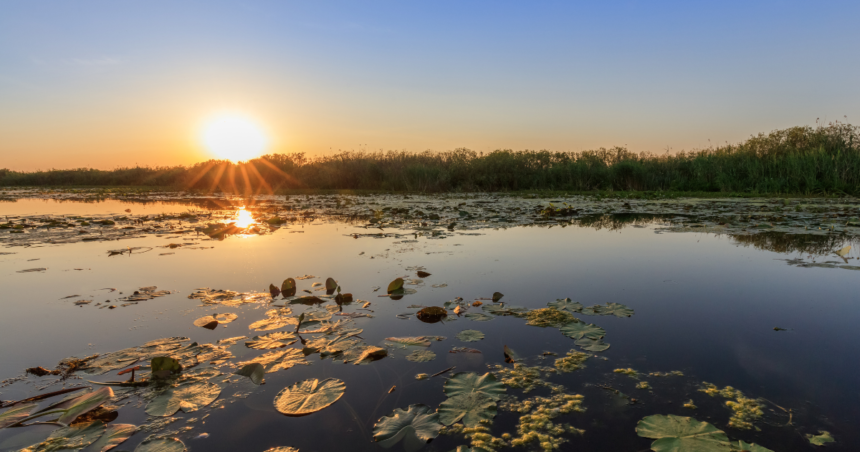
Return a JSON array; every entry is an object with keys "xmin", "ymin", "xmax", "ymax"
[{"xmin": 233, "ymin": 207, "xmax": 257, "ymax": 229}]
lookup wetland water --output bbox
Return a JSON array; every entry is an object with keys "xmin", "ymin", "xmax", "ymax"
[{"xmin": 1, "ymin": 192, "xmax": 859, "ymax": 452}]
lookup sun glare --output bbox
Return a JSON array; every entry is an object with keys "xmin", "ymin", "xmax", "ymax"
[
  {"xmin": 200, "ymin": 112, "xmax": 268, "ymax": 162},
  {"xmin": 233, "ymin": 207, "xmax": 256, "ymax": 229}
]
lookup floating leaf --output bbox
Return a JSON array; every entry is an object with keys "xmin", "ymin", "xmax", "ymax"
[
  {"xmin": 503, "ymin": 345, "xmax": 518, "ymax": 363},
  {"xmin": 582, "ymin": 302, "xmax": 634, "ymax": 318},
  {"xmin": 417, "ymin": 271, "xmax": 431, "ymax": 278},
  {"xmin": 23, "ymin": 420, "xmax": 105, "ymax": 451},
  {"xmin": 636, "ymin": 414, "xmax": 731, "ymax": 452},
  {"xmin": 289, "ymin": 296, "xmax": 325, "ymax": 306},
  {"xmin": 456, "ymin": 330, "xmax": 485, "ymax": 342},
  {"xmin": 547, "ymin": 298, "xmax": 583, "ymax": 313},
  {"xmin": 417, "ymin": 306, "xmax": 447, "ymax": 323},
  {"xmin": 406, "ymin": 350, "xmax": 437, "ymax": 362},
  {"xmin": 57, "ymin": 387, "xmax": 114, "ymax": 425},
  {"xmin": 492, "ymin": 292, "xmax": 504, "ymax": 302},
  {"xmin": 246, "ymin": 332, "xmax": 297, "ymax": 349},
  {"xmin": 464, "ymin": 313, "xmax": 494, "ymax": 322},
  {"xmin": 269, "ymin": 284, "xmax": 281, "ymax": 298},
  {"xmin": 835, "ymin": 246, "xmax": 851, "ymax": 257},
  {"xmin": 273, "ymin": 378, "xmax": 345, "ymax": 416},
  {"xmin": 737, "ymin": 440, "xmax": 775, "ymax": 452},
  {"xmin": 354, "ymin": 346, "xmax": 388, "ymax": 364},
  {"xmin": 238, "ymin": 348, "xmax": 309, "ymax": 373},
  {"xmin": 235, "ymin": 363, "xmax": 265, "ymax": 385},
  {"xmin": 385, "ymin": 336, "xmax": 443, "ymax": 347},
  {"xmin": 214, "ymin": 313, "xmax": 237, "ymax": 324},
  {"xmin": 438, "ymin": 393, "xmax": 497, "ymax": 427},
  {"xmin": 0, "ymin": 403, "xmax": 37, "ymax": 428},
  {"xmin": 388, "ymin": 278, "xmax": 405, "ymax": 293},
  {"xmin": 193, "ymin": 315, "xmax": 218, "ymax": 329},
  {"xmin": 443, "ymin": 372, "xmax": 506, "ymax": 401},
  {"xmin": 281, "ymin": 278, "xmax": 297, "ymax": 297},
  {"xmin": 373, "ymin": 404, "xmax": 442, "ymax": 447},
  {"xmin": 145, "ymin": 380, "xmax": 221, "ymax": 416},
  {"xmin": 325, "ymin": 277, "xmax": 338, "ymax": 292},
  {"xmin": 134, "ymin": 437, "xmax": 187, "ymax": 452},
  {"xmin": 151, "ymin": 357, "xmax": 182, "ymax": 379},
  {"xmin": 574, "ymin": 337, "xmax": 610, "ymax": 352},
  {"xmin": 560, "ymin": 322, "xmax": 605, "ymax": 340},
  {"xmin": 89, "ymin": 423, "xmax": 136, "ymax": 452},
  {"xmin": 807, "ymin": 431, "xmax": 835, "ymax": 446}
]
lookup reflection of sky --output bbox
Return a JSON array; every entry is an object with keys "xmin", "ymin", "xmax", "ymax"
[
  {"xmin": 1, "ymin": 2, "xmax": 859, "ymax": 170},
  {"xmin": 2, "ymin": 201, "xmax": 860, "ymax": 449}
]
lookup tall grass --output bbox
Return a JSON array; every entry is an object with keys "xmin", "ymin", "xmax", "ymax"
[{"xmin": 2, "ymin": 123, "xmax": 858, "ymax": 194}]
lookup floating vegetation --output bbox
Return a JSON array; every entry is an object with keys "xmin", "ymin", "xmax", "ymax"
[
  {"xmin": 559, "ymin": 322, "xmax": 605, "ymax": 340},
  {"xmin": 553, "ymin": 350, "xmax": 588, "ymax": 373},
  {"xmin": 807, "ymin": 430, "xmax": 836, "ymax": 446},
  {"xmin": 245, "ymin": 332, "xmax": 297, "ymax": 349},
  {"xmin": 373, "ymin": 404, "xmax": 442, "ymax": 447},
  {"xmin": 490, "ymin": 364, "xmax": 551, "ymax": 393},
  {"xmin": 636, "ymin": 381, "xmax": 651, "ymax": 390},
  {"xmin": 649, "ymin": 370, "xmax": 684, "ymax": 377},
  {"xmin": 406, "ymin": 350, "xmax": 437, "ymax": 362},
  {"xmin": 683, "ymin": 399, "xmax": 697, "ymax": 409},
  {"xmin": 444, "ymin": 372, "xmax": 506, "ymax": 401},
  {"xmin": 273, "ymin": 378, "xmax": 345, "ymax": 416},
  {"xmin": 636, "ymin": 415, "xmax": 773, "ymax": 452},
  {"xmin": 457, "ymin": 330, "xmax": 485, "ymax": 342},
  {"xmin": 500, "ymin": 393, "xmax": 586, "ymax": 450},
  {"xmin": 698, "ymin": 383, "xmax": 763, "ymax": 429},
  {"xmin": 415, "ymin": 373, "xmax": 429, "ymax": 380},
  {"xmin": 613, "ymin": 368, "xmax": 640, "ymax": 378},
  {"xmin": 581, "ymin": 302, "xmax": 635, "ymax": 317},
  {"xmin": 524, "ymin": 308, "xmax": 577, "ymax": 328}
]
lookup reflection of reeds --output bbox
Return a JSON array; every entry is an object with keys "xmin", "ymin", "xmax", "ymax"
[
  {"xmin": 2, "ymin": 123, "xmax": 860, "ymax": 194},
  {"xmin": 728, "ymin": 232, "xmax": 859, "ymax": 256}
]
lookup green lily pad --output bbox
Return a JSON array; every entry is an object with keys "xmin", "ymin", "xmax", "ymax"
[
  {"xmin": 133, "ymin": 437, "xmax": 187, "ymax": 452},
  {"xmin": 150, "ymin": 357, "xmax": 182, "ymax": 379},
  {"xmin": 456, "ymin": 330, "xmax": 485, "ymax": 342},
  {"xmin": 23, "ymin": 420, "xmax": 105, "ymax": 452},
  {"xmin": 89, "ymin": 423, "xmax": 136, "ymax": 452},
  {"xmin": 464, "ymin": 313, "xmax": 494, "ymax": 322},
  {"xmin": 405, "ymin": 350, "xmax": 437, "ymax": 362},
  {"xmin": 273, "ymin": 378, "xmax": 345, "ymax": 416},
  {"xmin": 235, "ymin": 363, "xmax": 265, "ymax": 385},
  {"xmin": 246, "ymin": 332, "xmax": 297, "ymax": 349},
  {"xmin": 388, "ymin": 278, "xmax": 405, "ymax": 293},
  {"xmin": 636, "ymin": 414, "xmax": 731, "ymax": 452},
  {"xmin": 438, "ymin": 393, "xmax": 497, "ymax": 427},
  {"xmin": 443, "ymin": 372, "xmax": 506, "ymax": 401},
  {"xmin": 481, "ymin": 304, "xmax": 527, "ymax": 316},
  {"xmin": 325, "ymin": 277, "xmax": 338, "ymax": 292},
  {"xmin": 373, "ymin": 404, "xmax": 442, "ymax": 447},
  {"xmin": 145, "ymin": 379, "xmax": 221, "ymax": 417},
  {"xmin": 547, "ymin": 298, "xmax": 583, "ymax": 313},
  {"xmin": 574, "ymin": 337, "xmax": 610, "ymax": 352},
  {"xmin": 582, "ymin": 302, "xmax": 634, "ymax": 317},
  {"xmin": 807, "ymin": 431, "xmax": 835, "ymax": 446},
  {"xmin": 560, "ymin": 322, "xmax": 605, "ymax": 340},
  {"xmin": 0, "ymin": 403, "xmax": 37, "ymax": 428},
  {"xmin": 737, "ymin": 440, "xmax": 774, "ymax": 451}
]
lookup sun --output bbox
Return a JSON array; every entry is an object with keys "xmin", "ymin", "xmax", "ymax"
[{"xmin": 200, "ymin": 112, "xmax": 269, "ymax": 162}]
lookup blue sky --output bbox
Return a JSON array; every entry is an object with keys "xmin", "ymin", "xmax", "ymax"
[{"xmin": 1, "ymin": 1, "xmax": 858, "ymax": 169}]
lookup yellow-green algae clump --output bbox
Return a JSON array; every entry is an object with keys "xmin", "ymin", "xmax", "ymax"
[
  {"xmin": 553, "ymin": 350, "xmax": 588, "ymax": 373},
  {"xmin": 699, "ymin": 382, "xmax": 763, "ymax": 430},
  {"xmin": 523, "ymin": 308, "xmax": 577, "ymax": 328},
  {"xmin": 613, "ymin": 368, "xmax": 639, "ymax": 378},
  {"xmin": 491, "ymin": 364, "xmax": 553, "ymax": 393},
  {"xmin": 500, "ymin": 393, "xmax": 586, "ymax": 451}
]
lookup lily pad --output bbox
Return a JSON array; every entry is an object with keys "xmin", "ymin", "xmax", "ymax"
[
  {"xmin": 235, "ymin": 363, "xmax": 265, "ymax": 385},
  {"xmin": 443, "ymin": 372, "xmax": 506, "ymax": 401},
  {"xmin": 388, "ymin": 278, "xmax": 405, "ymax": 293},
  {"xmin": 353, "ymin": 346, "xmax": 389, "ymax": 364},
  {"xmin": 464, "ymin": 313, "xmax": 494, "ymax": 322},
  {"xmin": 385, "ymin": 336, "xmax": 443, "ymax": 347},
  {"xmin": 145, "ymin": 379, "xmax": 221, "ymax": 416},
  {"xmin": 492, "ymin": 292, "xmax": 504, "ymax": 302},
  {"xmin": 417, "ymin": 306, "xmax": 447, "ymax": 323},
  {"xmin": 547, "ymin": 298, "xmax": 583, "ymax": 313},
  {"xmin": 281, "ymin": 278, "xmax": 297, "ymax": 297},
  {"xmin": 269, "ymin": 283, "xmax": 281, "ymax": 298},
  {"xmin": 325, "ymin": 277, "xmax": 338, "ymax": 292},
  {"xmin": 134, "ymin": 437, "xmax": 187, "ymax": 452},
  {"xmin": 56, "ymin": 387, "xmax": 114, "ymax": 425},
  {"xmin": 636, "ymin": 414, "xmax": 731, "ymax": 452},
  {"xmin": 737, "ymin": 440, "xmax": 774, "ymax": 451},
  {"xmin": 89, "ymin": 423, "xmax": 136, "ymax": 452},
  {"xmin": 151, "ymin": 357, "xmax": 182, "ymax": 379},
  {"xmin": 273, "ymin": 378, "xmax": 345, "ymax": 416},
  {"xmin": 214, "ymin": 313, "xmax": 238, "ymax": 324},
  {"xmin": 193, "ymin": 315, "xmax": 219, "ymax": 329},
  {"xmin": 373, "ymin": 404, "xmax": 442, "ymax": 447},
  {"xmin": 560, "ymin": 322, "xmax": 605, "ymax": 340},
  {"xmin": 438, "ymin": 393, "xmax": 497, "ymax": 427},
  {"xmin": 238, "ymin": 348, "xmax": 309, "ymax": 373},
  {"xmin": 405, "ymin": 350, "xmax": 437, "ymax": 362},
  {"xmin": 246, "ymin": 332, "xmax": 297, "ymax": 349},
  {"xmin": 582, "ymin": 302, "xmax": 634, "ymax": 318},
  {"xmin": 574, "ymin": 337, "xmax": 610, "ymax": 352},
  {"xmin": 456, "ymin": 330, "xmax": 485, "ymax": 342},
  {"xmin": 807, "ymin": 431, "xmax": 835, "ymax": 446}
]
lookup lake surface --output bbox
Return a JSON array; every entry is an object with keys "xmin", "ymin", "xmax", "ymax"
[{"xmin": 0, "ymin": 192, "xmax": 858, "ymax": 452}]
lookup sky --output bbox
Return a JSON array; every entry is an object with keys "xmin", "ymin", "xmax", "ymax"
[{"xmin": 1, "ymin": 0, "xmax": 859, "ymax": 171}]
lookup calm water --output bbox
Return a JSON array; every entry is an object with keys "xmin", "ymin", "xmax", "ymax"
[{"xmin": 0, "ymin": 196, "xmax": 858, "ymax": 451}]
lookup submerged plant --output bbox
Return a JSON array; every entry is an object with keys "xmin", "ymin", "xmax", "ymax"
[{"xmin": 553, "ymin": 350, "xmax": 588, "ymax": 373}]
